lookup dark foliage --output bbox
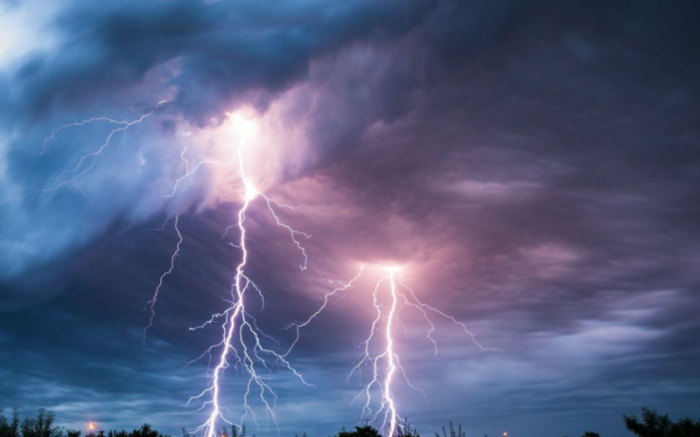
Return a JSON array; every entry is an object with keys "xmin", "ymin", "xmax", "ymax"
[
  {"xmin": 435, "ymin": 423, "xmax": 464, "ymax": 437},
  {"xmin": 101, "ymin": 424, "xmax": 169, "ymax": 437},
  {"xmin": 336, "ymin": 426, "xmax": 382, "ymax": 437},
  {"xmin": 624, "ymin": 407, "xmax": 700, "ymax": 437},
  {"xmin": 215, "ymin": 425, "xmax": 254, "ymax": 437},
  {"xmin": 0, "ymin": 412, "xmax": 169, "ymax": 437},
  {"xmin": 395, "ymin": 419, "xmax": 419, "ymax": 437},
  {"xmin": 332, "ymin": 418, "xmax": 419, "ymax": 437},
  {"xmin": 0, "ymin": 409, "xmax": 20, "ymax": 437},
  {"xmin": 8, "ymin": 405, "xmax": 700, "ymax": 437},
  {"xmin": 0, "ymin": 410, "xmax": 77, "ymax": 437}
]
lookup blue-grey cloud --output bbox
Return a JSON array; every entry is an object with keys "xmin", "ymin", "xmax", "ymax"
[
  {"xmin": 0, "ymin": 0, "xmax": 436, "ymax": 299},
  {"xmin": 1, "ymin": 1, "xmax": 700, "ymax": 437}
]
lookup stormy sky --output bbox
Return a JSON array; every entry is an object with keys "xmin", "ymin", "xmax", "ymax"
[{"xmin": 1, "ymin": 1, "xmax": 699, "ymax": 436}]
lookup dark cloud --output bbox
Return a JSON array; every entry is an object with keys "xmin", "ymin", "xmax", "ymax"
[
  {"xmin": 9, "ymin": 0, "xmax": 436, "ymax": 122},
  {"xmin": 2, "ymin": 1, "xmax": 700, "ymax": 437},
  {"xmin": 0, "ymin": 0, "xmax": 437, "ymax": 291}
]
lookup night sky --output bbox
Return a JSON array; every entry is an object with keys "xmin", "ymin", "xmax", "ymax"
[{"xmin": 1, "ymin": 1, "xmax": 699, "ymax": 437}]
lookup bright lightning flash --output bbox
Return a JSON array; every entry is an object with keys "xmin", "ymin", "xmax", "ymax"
[
  {"xmin": 28, "ymin": 106, "xmax": 318, "ymax": 436},
  {"xmin": 144, "ymin": 113, "xmax": 314, "ymax": 437},
  {"xmin": 350, "ymin": 267, "xmax": 500, "ymax": 436},
  {"xmin": 288, "ymin": 265, "xmax": 500, "ymax": 437},
  {"xmin": 22, "ymin": 104, "xmax": 497, "ymax": 437}
]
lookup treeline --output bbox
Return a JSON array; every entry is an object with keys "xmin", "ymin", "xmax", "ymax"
[
  {"xmin": 2, "ymin": 407, "xmax": 700, "ymax": 437},
  {"xmin": 0, "ymin": 410, "xmax": 166, "ymax": 437}
]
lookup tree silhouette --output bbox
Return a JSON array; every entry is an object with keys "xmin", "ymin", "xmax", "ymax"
[
  {"xmin": 1, "ymin": 410, "xmax": 68, "ymax": 437},
  {"xmin": 336, "ymin": 425, "xmax": 382, "ymax": 437},
  {"xmin": 397, "ymin": 419, "xmax": 420, "ymax": 437},
  {"xmin": 19, "ymin": 410, "xmax": 63, "ymax": 437},
  {"xmin": 6, "ymin": 404, "xmax": 700, "ymax": 437},
  {"xmin": 436, "ymin": 422, "xmax": 464, "ymax": 437},
  {"xmin": 0, "ymin": 409, "xmax": 21, "ymax": 437},
  {"xmin": 624, "ymin": 407, "xmax": 700, "ymax": 437}
]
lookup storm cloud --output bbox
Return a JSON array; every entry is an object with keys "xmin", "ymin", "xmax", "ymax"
[{"xmin": 1, "ymin": 1, "xmax": 700, "ymax": 437}]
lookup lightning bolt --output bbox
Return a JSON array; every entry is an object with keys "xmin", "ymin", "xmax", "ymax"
[
  {"xmin": 351, "ymin": 268, "xmax": 502, "ymax": 436},
  {"xmin": 348, "ymin": 269, "xmax": 401, "ymax": 437},
  {"xmin": 141, "ymin": 113, "xmax": 314, "ymax": 436},
  {"xmin": 282, "ymin": 266, "xmax": 365, "ymax": 359},
  {"xmin": 2, "ymin": 101, "xmax": 168, "ymax": 230},
  {"xmin": 289, "ymin": 266, "xmax": 500, "ymax": 437},
  {"xmin": 143, "ymin": 214, "xmax": 183, "ymax": 342},
  {"xmin": 18, "ymin": 106, "xmax": 317, "ymax": 435},
  {"xmin": 21, "ymin": 104, "xmax": 498, "ymax": 437},
  {"xmin": 382, "ymin": 271, "xmax": 399, "ymax": 437}
]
